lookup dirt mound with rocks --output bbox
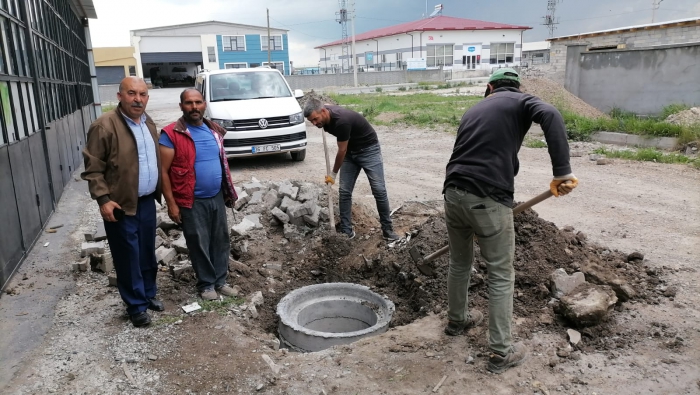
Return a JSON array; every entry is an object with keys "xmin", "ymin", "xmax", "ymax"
[
  {"xmin": 156, "ymin": 182, "xmax": 670, "ymax": 355},
  {"xmin": 665, "ymin": 107, "xmax": 700, "ymax": 126},
  {"xmin": 521, "ymin": 77, "xmax": 608, "ymax": 119},
  {"xmin": 297, "ymin": 90, "xmax": 338, "ymax": 109}
]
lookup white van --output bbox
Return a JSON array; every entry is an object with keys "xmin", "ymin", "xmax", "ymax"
[{"xmin": 195, "ymin": 68, "xmax": 307, "ymax": 161}]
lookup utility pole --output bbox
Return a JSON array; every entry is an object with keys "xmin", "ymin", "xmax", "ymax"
[
  {"xmin": 351, "ymin": 2, "xmax": 357, "ymax": 87},
  {"xmin": 541, "ymin": 0, "xmax": 561, "ymax": 38},
  {"xmin": 652, "ymin": 0, "xmax": 664, "ymax": 23},
  {"xmin": 267, "ymin": 9, "xmax": 272, "ymax": 67}
]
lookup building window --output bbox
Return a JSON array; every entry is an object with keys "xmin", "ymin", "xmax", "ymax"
[
  {"xmin": 128, "ymin": 66, "xmax": 136, "ymax": 76},
  {"xmin": 224, "ymin": 63, "xmax": 248, "ymax": 69},
  {"xmin": 427, "ymin": 44, "xmax": 453, "ymax": 67},
  {"xmin": 262, "ymin": 61, "xmax": 284, "ymax": 73},
  {"xmin": 489, "ymin": 43, "xmax": 515, "ymax": 64},
  {"xmin": 222, "ymin": 35, "xmax": 246, "ymax": 52},
  {"xmin": 207, "ymin": 46, "xmax": 216, "ymax": 62},
  {"xmin": 261, "ymin": 35, "xmax": 283, "ymax": 51}
]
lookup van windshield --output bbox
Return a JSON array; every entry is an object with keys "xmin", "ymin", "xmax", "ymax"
[{"xmin": 209, "ymin": 71, "xmax": 292, "ymax": 102}]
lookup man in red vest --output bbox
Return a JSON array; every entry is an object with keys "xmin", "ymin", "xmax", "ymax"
[{"xmin": 159, "ymin": 89, "xmax": 238, "ymax": 301}]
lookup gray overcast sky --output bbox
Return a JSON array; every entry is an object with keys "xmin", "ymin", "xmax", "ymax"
[{"xmin": 90, "ymin": 0, "xmax": 700, "ymax": 66}]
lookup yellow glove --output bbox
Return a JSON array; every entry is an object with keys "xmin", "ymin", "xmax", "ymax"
[
  {"xmin": 550, "ymin": 174, "xmax": 578, "ymax": 197},
  {"xmin": 325, "ymin": 172, "xmax": 337, "ymax": 185}
]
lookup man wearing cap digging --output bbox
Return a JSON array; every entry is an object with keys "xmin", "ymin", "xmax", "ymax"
[{"xmin": 441, "ymin": 68, "xmax": 578, "ymax": 373}]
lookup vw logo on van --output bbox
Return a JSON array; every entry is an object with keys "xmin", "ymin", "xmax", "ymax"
[{"xmin": 258, "ymin": 118, "xmax": 269, "ymax": 129}]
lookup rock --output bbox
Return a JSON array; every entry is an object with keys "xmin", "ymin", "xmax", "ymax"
[
  {"xmin": 288, "ymin": 200, "xmax": 314, "ymax": 218},
  {"xmin": 556, "ymin": 345, "xmax": 572, "ymax": 358},
  {"xmin": 171, "ymin": 236, "xmax": 189, "ymax": 254},
  {"xmin": 551, "ymin": 268, "xmax": 586, "ymax": 298},
  {"xmin": 539, "ymin": 314, "xmax": 553, "ymax": 325},
  {"xmin": 80, "ymin": 242, "xmax": 105, "ymax": 257},
  {"xmin": 271, "ymin": 338, "xmax": 280, "ymax": 351},
  {"xmin": 156, "ymin": 228, "xmax": 168, "ymax": 240},
  {"xmin": 108, "ymin": 274, "xmax": 118, "ymax": 287},
  {"xmin": 148, "ymin": 355, "xmax": 158, "ymax": 361},
  {"xmin": 170, "ymin": 262, "xmax": 194, "ymax": 279},
  {"xmin": 596, "ymin": 158, "xmax": 613, "ymax": 165},
  {"xmin": 261, "ymin": 354, "xmax": 281, "ymax": 374},
  {"xmin": 248, "ymin": 304, "xmax": 259, "ymax": 319},
  {"xmin": 283, "ymin": 223, "xmax": 300, "ymax": 240},
  {"xmin": 589, "ymin": 154, "xmax": 599, "ymax": 161},
  {"xmin": 319, "ymin": 207, "xmax": 330, "ymax": 222},
  {"xmin": 278, "ymin": 183, "xmax": 298, "ymax": 200},
  {"xmin": 256, "ymin": 383, "xmax": 264, "ymax": 391},
  {"xmin": 271, "ymin": 207, "xmax": 290, "ymax": 224},
  {"xmin": 94, "ymin": 224, "xmax": 107, "ymax": 241},
  {"xmin": 262, "ymin": 189, "xmax": 281, "ymax": 209},
  {"xmin": 242, "ymin": 182, "xmax": 264, "ymax": 194},
  {"xmin": 465, "ymin": 356, "xmax": 474, "ymax": 364},
  {"xmin": 303, "ymin": 204, "xmax": 321, "ymax": 228},
  {"xmin": 244, "ymin": 214, "xmax": 263, "ymax": 229},
  {"xmin": 231, "ymin": 218, "xmax": 256, "ymax": 237},
  {"xmin": 229, "ymin": 259, "xmax": 251, "ymax": 277},
  {"xmin": 234, "ymin": 190, "xmax": 250, "ymax": 210},
  {"xmin": 279, "ymin": 196, "xmax": 295, "ymax": 212},
  {"xmin": 72, "ymin": 258, "xmax": 89, "ymax": 272},
  {"xmin": 663, "ymin": 286, "xmax": 677, "ymax": 297},
  {"xmin": 158, "ymin": 214, "xmax": 179, "ymax": 231},
  {"xmin": 155, "ymin": 235, "xmax": 165, "ymax": 248},
  {"xmin": 567, "ymin": 329, "xmax": 581, "ymax": 345},
  {"xmin": 288, "ymin": 214, "xmax": 306, "ymax": 227},
  {"xmin": 248, "ymin": 190, "xmax": 265, "ymax": 206},
  {"xmin": 627, "ymin": 251, "xmax": 644, "ymax": 262},
  {"xmin": 155, "ymin": 246, "xmax": 177, "ymax": 265},
  {"xmin": 250, "ymin": 291, "xmax": 264, "ymax": 306},
  {"xmin": 559, "ymin": 283, "xmax": 618, "ymax": 327},
  {"xmin": 549, "ymin": 358, "xmax": 559, "ymax": 367},
  {"xmin": 583, "ymin": 261, "xmax": 636, "ymax": 302},
  {"xmin": 297, "ymin": 184, "xmax": 319, "ymax": 202}
]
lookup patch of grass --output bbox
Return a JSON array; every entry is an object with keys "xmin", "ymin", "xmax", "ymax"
[
  {"xmin": 154, "ymin": 315, "xmax": 181, "ymax": 326},
  {"xmin": 525, "ymin": 139, "xmax": 548, "ymax": 148},
  {"xmin": 102, "ymin": 104, "xmax": 116, "ymax": 112},
  {"xmin": 594, "ymin": 147, "xmax": 698, "ymax": 167},
  {"xmin": 375, "ymin": 87, "xmax": 383, "ymax": 93},
  {"xmin": 199, "ymin": 296, "xmax": 245, "ymax": 316},
  {"xmin": 659, "ymin": 103, "xmax": 691, "ymax": 120},
  {"xmin": 331, "ymin": 93, "xmax": 480, "ymax": 128},
  {"xmin": 398, "ymin": 86, "xmax": 406, "ymax": 91}
]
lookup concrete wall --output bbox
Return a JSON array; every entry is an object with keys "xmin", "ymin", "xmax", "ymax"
[
  {"xmin": 285, "ymin": 69, "xmax": 446, "ymax": 90},
  {"xmin": 565, "ymin": 43, "xmax": 700, "ymax": 115},
  {"xmin": 549, "ymin": 22, "xmax": 700, "ymax": 84}
]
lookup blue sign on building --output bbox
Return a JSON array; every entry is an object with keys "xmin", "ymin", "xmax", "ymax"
[{"xmin": 467, "ymin": 46, "xmax": 476, "ymax": 52}]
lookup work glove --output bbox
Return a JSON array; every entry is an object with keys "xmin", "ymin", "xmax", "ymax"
[
  {"xmin": 550, "ymin": 174, "xmax": 578, "ymax": 197},
  {"xmin": 325, "ymin": 172, "xmax": 338, "ymax": 185}
]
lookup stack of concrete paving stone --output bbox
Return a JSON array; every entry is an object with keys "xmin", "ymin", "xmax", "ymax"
[
  {"xmin": 75, "ymin": 225, "xmax": 117, "ymax": 285},
  {"xmin": 231, "ymin": 179, "xmax": 330, "ymax": 240}
]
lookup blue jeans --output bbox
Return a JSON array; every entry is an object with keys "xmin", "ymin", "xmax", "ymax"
[
  {"xmin": 339, "ymin": 143, "xmax": 393, "ymax": 234},
  {"xmin": 103, "ymin": 194, "xmax": 158, "ymax": 316},
  {"xmin": 180, "ymin": 190, "xmax": 230, "ymax": 292}
]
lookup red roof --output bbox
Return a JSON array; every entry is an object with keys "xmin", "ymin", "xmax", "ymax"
[{"xmin": 316, "ymin": 15, "xmax": 531, "ymax": 48}]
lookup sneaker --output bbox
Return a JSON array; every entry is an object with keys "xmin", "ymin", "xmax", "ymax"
[
  {"xmin": 129, "ymin": 311, "xmax": 152, "ymax": 327},
  {"xmin": 444, "ymin": 309, "xmax": 484, "ymax": 336},
  {"xmin": 200, "ymin": 288, "xmax": 219, "ymax": 301},
  {"xmin": 216, "ymin": 284, "xmax": 238, "ymax": 297},
  {"xmin": 344, "ymin": 230, "xmax": 356, "ymax": 239},
  {"xmin": 382, "ymin": 230, "xmax": 401, "ymax": 241},
  {"xmin": 487, "ymin": 343, "xmax": 528, "ymax": 374}
]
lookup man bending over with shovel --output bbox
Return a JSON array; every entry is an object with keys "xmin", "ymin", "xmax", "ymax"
[{"xmin": 442, "ymin": 68, "xmax": 578, "ymax": 374}]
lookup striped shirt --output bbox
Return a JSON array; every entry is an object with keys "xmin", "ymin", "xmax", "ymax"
[{"xmin": 120, "ymin": 111, "xmax": 158, "ymax": 196}]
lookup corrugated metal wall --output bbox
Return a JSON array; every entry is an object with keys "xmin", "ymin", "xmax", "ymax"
[{"xmin": 0, "ymin": 1, "xmax": 96, "ymax": 291}]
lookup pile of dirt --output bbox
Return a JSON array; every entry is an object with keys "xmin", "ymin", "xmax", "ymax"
[
  {"xmin": 521, "ymin": 77, "xmax": 608, "ymax": 119},
  {"xmin": 158, "ymin": 183, "xmax": 668, "ymax": 355},
  {"xmin": 297, "ymin": 89, "xmax": 337, "ymax": 109},
  {"xmin": 665, "ymin": 107, "xmax": 700, "ymax": 126}
]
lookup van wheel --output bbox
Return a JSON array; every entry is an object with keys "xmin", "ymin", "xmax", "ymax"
[{"xmin": 290, "ymin": 149, "xmax": 306, "ymax": 161}]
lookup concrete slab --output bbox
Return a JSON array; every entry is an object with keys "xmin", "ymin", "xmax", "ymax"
[{"xmin": 591, "ymin": 132, "xmax": 678, "ymax": 150}]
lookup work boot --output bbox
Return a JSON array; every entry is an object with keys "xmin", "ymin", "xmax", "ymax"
[
  {"xmin": 444, "ymin": 309, "xmax": 484, "ymax": 336},
  {"xmin": 382, "ymin": 229, "xmax": 401, "ymax": 242},
  {"xmin": 216, "ymin": 284, "xmax": 239, "ymax": 297},
  {"xmin": 200, "ymin": 288, "xmax": 219, "ymax": 301},
  {"xmin": 129, "ymin": 311, "xmax": 152, "ymax": 327},
  {"xmin": 487, "ymin": 343, "xmax": 528, "ymax": 374}
]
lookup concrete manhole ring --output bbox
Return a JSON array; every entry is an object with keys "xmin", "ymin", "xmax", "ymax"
[{"xmin": 277, "ymin": 282, "xmax": 395, "ymax": 352}]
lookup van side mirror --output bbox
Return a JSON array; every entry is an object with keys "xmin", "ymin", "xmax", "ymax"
[{"xmin": 294, "ymin": 89, "xmax": 304, "ymax": 99}]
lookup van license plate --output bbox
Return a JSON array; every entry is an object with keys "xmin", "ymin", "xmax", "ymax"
[{"xmin": 252, "ymin": 144, "xmax": 281, "ymax": 153}]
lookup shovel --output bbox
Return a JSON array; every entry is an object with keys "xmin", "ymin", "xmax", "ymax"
[
  {"xmin": 409, "ymin": 189, "xmax": 554, "ymax": 275},
  {"xmin": 321, "ymin": 129, "xmax": 336, "ymax": 233}
]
